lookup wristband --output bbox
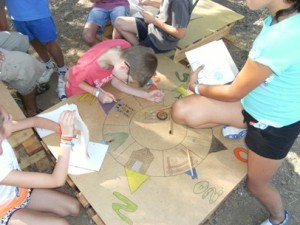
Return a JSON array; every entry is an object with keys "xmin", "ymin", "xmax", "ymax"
[
  {"xmin": 94, "ymin": 89, "xmax": 101, "ymax": 98},
  {"xmin": 60, "ymin": 139, "xmax": 73, "ymax": 149},
  {"xmin": 194, "ymin": 83, "xmax": 200, "ymax": 95}
]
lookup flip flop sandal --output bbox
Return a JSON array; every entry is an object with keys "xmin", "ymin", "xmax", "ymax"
[
  {"xmin": 260, "ymin": 211, "xmax": 289, "ymax": 225},
  {"xmin": 36, "ymin": 83, "xmax": 50, "ymax": 95}
]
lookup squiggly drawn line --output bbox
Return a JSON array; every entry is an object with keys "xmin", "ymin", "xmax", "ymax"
[
  {"xmin": 193, "ymin": 181, "xmax": 223, "ymax": 204},
  {"xmin": 112, "ymin": 192, "xmax": 138, "ymax": 225},
  {"xmin": 175, "ymin": 71, "xmax": 189, "ymax": 82}
]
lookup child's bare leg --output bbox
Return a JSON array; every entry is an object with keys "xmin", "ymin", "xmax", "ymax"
[
  {"xmin": 113, "ymin": 17, "xmax": 139, "ymax": 45},
  {"xmin": 171, "ymin": 95, "xmax": 246, "ymax": 129},
  {"xmin": 8, "ymin": 208, "xmax": 69, "ymax": 225},
  {"xmin": 246, "ymin": 151, "xmax": 286, "ymax": 224},
  {"xmin": 83, "ymin": 22, "xmax": 102, "ymax": 46},
  {"xmin": 27, "ymin": 189, "xmax": 81, "ymax": 217}
]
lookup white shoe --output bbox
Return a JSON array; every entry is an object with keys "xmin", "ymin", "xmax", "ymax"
[
  {"xmin": 260, "ymin": 211, "xmax": 289, "ymax": 225},
  {"xmin": 56, "ymin": 75, "xmax": 67, "ymax": 101},
  {"xmin": 38, "ymin": 67, "xmax": 55, "ymax": 84},
  {"xmin": 222, "ymin": 125, "xmax": 247, "ymax": 139}
]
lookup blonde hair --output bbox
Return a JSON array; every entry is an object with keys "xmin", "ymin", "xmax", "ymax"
[{"xmin": 121, "ymin": 46, "xmax": 157, "ymax": 87}]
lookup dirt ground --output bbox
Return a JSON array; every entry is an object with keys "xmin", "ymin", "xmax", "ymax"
[{"xmin": 22, "ymin": 0, "xmax": 300, "ymax": 224}]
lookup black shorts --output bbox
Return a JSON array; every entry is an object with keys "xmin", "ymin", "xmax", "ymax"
[
  {"xmin": 242, "ymin": 110, "xmax": 300, "ymax": 160},
  {"xmin": 135, "ymin": 17, "xmax": 170, "ymax": 54}
]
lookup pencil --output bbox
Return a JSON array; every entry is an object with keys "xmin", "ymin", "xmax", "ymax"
[
  {"xmin": 158, "ymin": 105, "xmax": 172, "ymax": 112},
  {"xmin": 169, "ymin": 109, "xmax": 173, "ymax": 135},
  {"xmin": 186, "ymin": 148, "xmax": 194, "ymax": 176}
]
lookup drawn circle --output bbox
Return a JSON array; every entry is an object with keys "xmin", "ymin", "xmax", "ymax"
[
  {"xmin": 234, "ymin": 147, "xmax": 248, "ymax": 163},
  {"xmin": 102, "ymin": 93, "xmax": 212, "ymax": 177},
  {"xmin": 130, "ymin": 106, "xmax": 186, "ymax": 150},
  {"xmin": 156, "ymin": 111, "xmax": 168, "ymax": 120}
]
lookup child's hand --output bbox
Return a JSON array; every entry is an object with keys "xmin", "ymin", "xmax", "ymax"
[
  {"xmin": 147, "ymin": 89, "xmax": 165, "ymax": 102},
  {"xmin": 141, "ymin": 10, "xmax": 155, "ymax": 24},
  {"xmin": 187, "ymin": 65, "xmax": 205, "ymax": 91},
  {"xmin": 59, "ymin": 111, "xmax": 75, "ymax": 138},
  {"xmin": 98, "ymin": 90, "xmax": 117, "ymax": 104},
  {"xmin": 139, "ymin": 0, "xmax": 151, "ymax": 6}
]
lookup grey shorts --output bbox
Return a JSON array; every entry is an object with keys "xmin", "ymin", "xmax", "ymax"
[
  {"xmin": 0, "ymin": 31, "xmax": 29, "ymax": 52},
  {"xmin": 0, "ymin": 48, "xmax": 45, "ymax": 95}
]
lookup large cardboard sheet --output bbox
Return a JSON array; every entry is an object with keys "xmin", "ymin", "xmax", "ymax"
[
  {"xmin": 178, "ymin": 0, "xmax": 244, "ymax": 49},
  {"xmin": 42, "ymin": 55, "xmax": 247, "ymax": 225}
]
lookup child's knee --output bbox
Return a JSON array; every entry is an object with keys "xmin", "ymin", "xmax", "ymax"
[
  {"xmin": 69, "ymin": 199, "xmax": 81, "ymax": 216},
  {"xmin": 114, "ymin": 17, "xmax": 126, "ymax": 30},
  {"xmin": 171, "ymin": 100, "xmax": 186, "ymax": 121},
  {"xmin": 82, "ymin": 30, "xmax": 95, "ymax": 44}
]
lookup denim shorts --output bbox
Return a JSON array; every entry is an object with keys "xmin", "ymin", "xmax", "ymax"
[
  {"xmin": 86, "ymin": 6, "xmax": 130, "ymax": 35},
  {"xmin": 135, "ymin": 17, "xmax": 170, "ymax": 54},
  {"xmin": 13, "ymin": 17, "xmax": 58, "ymax": 43},
  {"xmin": 242, "ymin": 110, "xmax": 300, "ymax": 160}
]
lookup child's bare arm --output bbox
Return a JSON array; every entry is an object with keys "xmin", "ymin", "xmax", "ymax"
[
  {"xmin": 1, "ymin": 111, "xmax": 75, "ymax": 188},
  {"xmin": 139, "ymin": 0, "xmax": 161, "ymax": 8},
  {"xmin": 10, "ymin": 117, "xmax": 59, "ymax": 134},
  {"xmin": 111, "ymin": 76, "xmax": 164, "ymax": 102},
  {"xmin": 77, "ymin": 81, "xmax": 116, "ymax": 103}
]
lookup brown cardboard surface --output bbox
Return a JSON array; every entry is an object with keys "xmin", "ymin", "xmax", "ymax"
[
  {"xmin": 177, "ymin": 0, "xmax": 244, "ymax": 49},
  {"xmin": 41, "ymin": 55, "xmax": 247, "ymax": 225},
  {"xmin": 0, "ymin": 81, "xmax": 34, "ymax": 148}
]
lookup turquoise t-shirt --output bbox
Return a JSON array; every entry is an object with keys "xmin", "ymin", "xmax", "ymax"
[
  {"xmin": 5, "ymin": 0, "xmax": 51, "ymax": 21},
  {"xmin": 241, "ymin": 13, "xmax": 300, "ymax": 127}
]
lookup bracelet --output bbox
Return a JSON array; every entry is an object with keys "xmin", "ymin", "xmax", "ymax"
[
  {"xmin": 194, "ymin": 83, "xmax": 200, "ymax": 95},
  {"xmin": 94, "ymin": 89, "xmax": 101, "ymax": 98},
  {"xmin": 60, "ymin": 139, "xmax": 73, "ymax": 149},
  {"xmin": 61, "ymin": 136, "xmax": 73, "ymax": 141}
]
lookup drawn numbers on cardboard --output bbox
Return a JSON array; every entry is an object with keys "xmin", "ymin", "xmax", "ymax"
[{"xmin": 115, "ymin": 101, "xmax": 135, "ymax": 118}]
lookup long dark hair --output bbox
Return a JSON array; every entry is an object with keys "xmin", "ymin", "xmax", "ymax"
[{"xmin": 275, "ymin": 0, "xmax": 300, "ymax": 21}]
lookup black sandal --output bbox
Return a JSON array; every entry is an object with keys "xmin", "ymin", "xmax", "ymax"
[{"xmin": 36, "ymin": 83, "xmax": 50, "ymax": 95}]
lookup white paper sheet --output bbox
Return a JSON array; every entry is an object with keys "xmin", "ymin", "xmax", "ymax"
[
  {"xmin": 185, "ymin": 40, "xmax": 239, "ymax": 85},
  {"xmin": 35, "ymin": 103, "xmax": 108, "ymax": 173},
  {"xmin": 128, "ymin": 0, "xmax": 145, "ymax": 11},
  {"xmin": 35, "ymin": 104, "xmax": 78, "ymax": 138}
]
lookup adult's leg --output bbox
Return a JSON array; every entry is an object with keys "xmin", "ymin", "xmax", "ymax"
[
  {"xmin": 27, "ymin": 189, "xmax": 81, "ymax": 217},
  {"xmin": 171, "ymin": 95, "xmax": 246, "ymax": 129},
  {"xmin": 44, "ymin": 40, "xmax": 65, "ymax": 68},
  {"xmin": 246, "ymin": 151, "xmax": 285, "ymax": 224},
  {"xmin": 30, "ymin": 38, "xmax": 51, "ymax": 63},
  {"xmin": 113, "ymin": 16, "xmax": 139, "ymax": 45},
  {"xmin": 0, "ymin": 7, "xmax": 9, "ymax": 31},
  {"xmin": 20, "ymin": 88, "xmax": 38, "ymax": 117}
]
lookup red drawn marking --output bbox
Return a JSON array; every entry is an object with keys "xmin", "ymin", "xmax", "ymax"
[{"xmin": 233, "ymin": 147, "xmax": 248, "ymax": 163}]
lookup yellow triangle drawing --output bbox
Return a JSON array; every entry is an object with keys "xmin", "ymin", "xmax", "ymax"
[{"xmin": 125, "ymin": 168, "xmax": 149, "ymax": 193}]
